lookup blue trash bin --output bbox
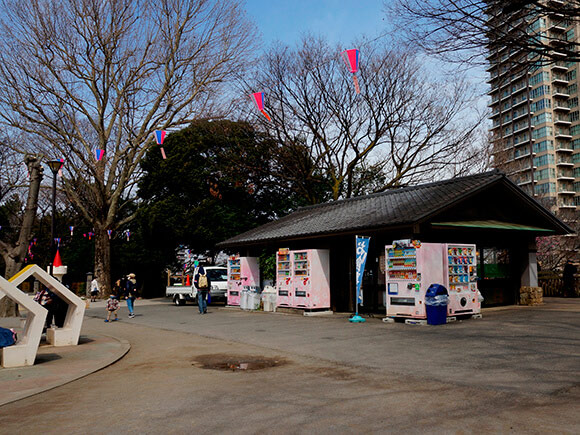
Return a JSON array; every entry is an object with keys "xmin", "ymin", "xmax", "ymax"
[{"xmin": 425, "ymin": 284, "xmax": 449, "ymax": 325}]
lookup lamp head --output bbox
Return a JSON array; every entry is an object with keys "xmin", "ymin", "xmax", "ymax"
[{"xmin": 47, "ymin": 160, "xmax": 64, "ymax": 175}]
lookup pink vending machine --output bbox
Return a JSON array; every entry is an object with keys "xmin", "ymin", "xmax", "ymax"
[
  {"xmin": 385, "ymin": 241, "xmax": 445, "ymax": 319},
  {"xmin": 227, "ymin": 256, "xmax": 260, "ymax": 306},
  {"xmin": 292, "ymin": 249, "xmax": 330, "ymax": 309},
  {"xmin": 443, "ymin": 244, "xmax": 481, "ymax": 316},
  {"xmin": 276, "ymin": 249, "xmax": 293, "ymax": 307}
]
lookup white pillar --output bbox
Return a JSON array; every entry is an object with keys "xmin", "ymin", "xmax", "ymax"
[{"xmin": 521, "ymin": 249, "xmax": 538, "ymax": 287}]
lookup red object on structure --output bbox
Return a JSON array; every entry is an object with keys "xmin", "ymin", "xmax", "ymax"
[
  {"xmin": 53, "ymin": 248, "xmax": 63, "ymax": 267},
  {"xmin": 186, "ymin": 275, "xmax": 191, "ymax": 286}
]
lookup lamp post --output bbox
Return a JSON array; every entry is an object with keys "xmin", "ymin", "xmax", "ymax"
[{"xmin": 47, "ymin": 160, "xmax": 64, "ymax": 276}]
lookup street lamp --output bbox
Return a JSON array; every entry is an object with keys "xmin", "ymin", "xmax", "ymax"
[{"xmin": 47, "ymin": 160, "xmax": 64, "ymax": 276}]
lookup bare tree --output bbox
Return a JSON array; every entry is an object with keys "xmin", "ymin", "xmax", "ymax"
[
  {"xmin": 251, "ymin": 36, "xmax": 485, "ymax": 201},
  {"xmin": 0, "ymin": 0, "xmax": 258, "ymax": 295},
  {"xmin": 387, "ymin": 0, "xmax": 580, "ymax": 67},
  {"xmin": 0, "ymin": 155, "xmax": 43, "ymax": 316}
]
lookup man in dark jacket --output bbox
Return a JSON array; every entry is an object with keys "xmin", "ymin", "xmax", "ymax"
[
  {"xmin": 125, "ymin": 273, "xmax": 138, "ymax": 318},
  {"xmin": 194, "ymin": 264, "xmax": 211, "ymax": 315}
]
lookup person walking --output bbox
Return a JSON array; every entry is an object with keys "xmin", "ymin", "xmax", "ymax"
[
  {"xmin": 194, "ymin": 265, "xmax": 211, "ymax": 315},
  {"xmin": 105, "ymin": 295, "xmax": 120, "ymax": 322},
  {"xmin": 125, "ymin": 273, "xmax": 138, "ymax": 318},
  {"xmin": 90, "ymin": 277, "xmax": 100, "ymax": 302}
]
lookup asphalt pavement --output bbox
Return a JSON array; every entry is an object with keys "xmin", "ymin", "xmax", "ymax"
[{"xmin": 0, "ymin": 297, "xmax": 578, "ymax": 433}]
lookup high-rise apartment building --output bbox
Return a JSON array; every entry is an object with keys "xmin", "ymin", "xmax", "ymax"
[{"xmin": 488, "ymin": 4, "xmax": 578, "ymax": 213}]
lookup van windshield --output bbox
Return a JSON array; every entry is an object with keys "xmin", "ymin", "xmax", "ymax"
[{"xmin": 206, "ymin": 269, "xmax": 227, "ymax": 282}]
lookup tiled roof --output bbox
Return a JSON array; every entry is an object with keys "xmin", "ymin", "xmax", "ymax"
[{"xmin": 218, "ymin": 170, "xmax": 566, "ymax": 247}]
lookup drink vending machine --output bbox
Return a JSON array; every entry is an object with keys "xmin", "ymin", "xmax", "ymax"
[
  {"xmin": 385, "ymin": 240, "xmax": 480, "ymax": 319},
  {"xmin": 276, "ymin": 248, "xmax": 330, "ymax": 309},
  {"xmin": 443, "ymin": 244, "xmax": 481, "ymax": 316},
  {"xmin": 276, "ymin": 249, "xmax": 293, "ymax": 307},
  {"xmin": 227, "ymin": 256, "xmax": 260, "ymax": 306},
  {"xmin": 385, "ymin": 241, "xmax": 445, "ymax": 319}
]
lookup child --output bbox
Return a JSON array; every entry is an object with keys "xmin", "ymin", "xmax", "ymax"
[{"xmin": 105, "ymin": 295, "xmax": 120, "ymax": 322}]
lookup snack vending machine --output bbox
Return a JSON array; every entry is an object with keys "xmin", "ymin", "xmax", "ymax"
[
  {"xmin": 276, "ymin": 249, "xmax": 293, "ymax": 307},
  {"xmin": 227, "ymin": 256, "xmax": 260, "ymax": 306},
  {"xmin": 385, "ymin": 241, "xmax": 445, "ymax": 319},
  {"xmin": 291, "ymin": 249, "xmax": 330, "ymax": 309},
  {"xmin": 443, "ymin": 244, "xmax": 481, "ymax": 315}
]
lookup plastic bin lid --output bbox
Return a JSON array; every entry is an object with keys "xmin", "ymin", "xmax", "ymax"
[{"xmin": 425, "ymin": 283, "xmax": 448, "ymax": 297}]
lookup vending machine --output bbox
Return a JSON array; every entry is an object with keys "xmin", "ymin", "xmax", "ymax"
[
  {"xmin": 443, "ymin": 244, "xmax": 481, "ymax": 316},
  {"xmin": 385, "ymin": 241, "xmax": 445, "ymax": 319},
  {"xmin": 227, "ymin": 256, "xmax": 260, "ymax": 306},
  {"xmin": 291, "ymin": 249, "xmax": 330, "ymax": 309},
  {"xmin": 276, "ymin": 249, "xmax": 293, "ymax": 307}
]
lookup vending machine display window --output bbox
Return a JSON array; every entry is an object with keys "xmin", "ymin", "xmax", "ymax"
[
  {"xmin": 277, "ymin": 251, "xmax": 291, "ymax": 277},
  {"xmin": 293, "ymin": 251, "xmax": 309, "ymax": 276}
]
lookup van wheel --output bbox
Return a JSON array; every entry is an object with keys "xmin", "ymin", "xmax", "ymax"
[{"xmin": 174, "ymin": 296, "xmax": 185, "ymax": 306}]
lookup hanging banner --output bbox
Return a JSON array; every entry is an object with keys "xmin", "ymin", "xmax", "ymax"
[{"xmin": 355, "ymin": 235, "xmax": 370, "ymax": 305}]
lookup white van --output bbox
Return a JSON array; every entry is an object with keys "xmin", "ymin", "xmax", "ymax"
[{"xmin": 166, "ymin": 266, "xmax": 228, "ymax": 305}]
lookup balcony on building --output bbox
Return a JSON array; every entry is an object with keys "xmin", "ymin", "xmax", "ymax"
[
  {"xmin": 558, "ymin": 201, "xmax": 576, "ymax": 209},
  {"xmin": 553, "ymin": 101, "xmax": 571, "ymax": 112},
  {"xmin": 511, "ymin": 95, "xmax": 529, "ymax": 109},
  {"xmin": 556, "ymin": 157, "xmax": 574, "ymax": 167},
  {"xmin": 551, "ymin": 61, "xmax": 569, "ymax": 72},
  {"xmin": 513, "ymin": 124, "xmax": 531, "ymax": 136},
  {"xmin": 517, "ymin": 177, "xmax": 536, "ymax": 186},
  {"xmin": 554, "ymin": 115, "xmax": 571, "ymax": 125},
  {"xmin": 556, "ymin": 142, "xmax": 573, "ymax": 152},
  {"xmin": 556, "ymin": 170, "xmax": 574, "ymax": 179},
  {"xmin": 555, "ymin": 130, "xmax": 572, "ymax": 139},
  {"xmin": 552, "ymin": 87, "xmax": 570, "ymax": 98},
  {"xmin": 512, "ymin": 165, "xmax": 537, "ymax": 174},
  {"xmin": 558, "ymin": 188, "xmax": 576, "ymax": 195},
  {"xmin": 512, "ymin": 110, "xmax": 532, "ymax": 122},
  {"xmin": 514, "ymin": 150, "xmax": 534, "ymax": 160},
  {"xmin": 549, "ymin": 20, "xmax": 568, "ymax": 32},
  {"xmin": 551, "ymin": 73, "xmax": 569, "ymax": 86}
]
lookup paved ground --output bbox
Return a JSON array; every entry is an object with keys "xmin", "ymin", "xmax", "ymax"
[{"xmin": 0, "ymin": 298, "xmax": 578, "ymax": 433}]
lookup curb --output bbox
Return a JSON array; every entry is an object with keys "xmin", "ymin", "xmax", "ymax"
[{"xmin": 0, "ymin": 334, "xmax": 130, "ymax": 407}]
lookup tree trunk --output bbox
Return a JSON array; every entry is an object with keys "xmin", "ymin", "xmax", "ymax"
[
  {"xmin": 94, "ymin": 227, "xmax": 112, "ymax": 298},
  {"xmin": 0, "ymin": 155, "xmax": 43, "ymax": 317}
]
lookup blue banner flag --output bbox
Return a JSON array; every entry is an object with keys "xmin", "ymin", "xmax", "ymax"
[{"xmin": 355, "ymin": 236, "xmax": 370, "ymax": 306}]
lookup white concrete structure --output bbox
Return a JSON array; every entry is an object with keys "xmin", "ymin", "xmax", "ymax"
[
  {"xmin": 0, "ymin": 275, "xmax": 47, "ymax": 368},
  {"xmin": 9, "ymin": 264, "xmax": 85, "ymax": 346},
  {"xmin": 49, "ymin": 265, "xmax": 68, "ymax": 283}
]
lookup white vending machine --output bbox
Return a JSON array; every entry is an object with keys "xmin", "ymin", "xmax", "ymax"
[
  {"xmin": 291, "ymin": 249, "xmax": 330, "ymax": 309},
  {"xmin": 227, "ymin": 256, "xmax": 260, "ymax": 306},
  {"xmin": 385, "ymin": 241, "xmax": 445, "ymax": 319},
  {"xmin": 443, "ymin": 244, "xmax": 481, "ymax": 316},
  {"xmin": 276, "ymin": 249, "xmax": 293, "ymax": 307}
]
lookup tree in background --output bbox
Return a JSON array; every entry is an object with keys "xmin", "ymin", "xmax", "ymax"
[
  {"xmin": 0, "ymin": 0, "xmax": 258, "ymax": 296},
  {"xmin": 135, "ymin": 120, "xmax": 301, "ymax": 295},
  {"xmin": 387, "ymin": 0, "xmax": 580, "ymax": 67},
  {"xmin": 0, "ymin": 155, "xmax": 43, "ymax": 316},
  {"xmin": 251, "ymin": 36, "xmax": 486, "ymax": 201}
]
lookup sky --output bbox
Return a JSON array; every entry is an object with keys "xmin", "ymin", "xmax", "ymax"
[{"xmin": 244, "ymin": 0, "xmax": 388, "ymax": 49}]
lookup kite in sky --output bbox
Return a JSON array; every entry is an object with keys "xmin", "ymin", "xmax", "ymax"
[
  {"xmin": 155, "ymin": 130, "xmax": 167, "ymax": 159},
  {"xmin": 341, "ymin": 49, "xmax": 360, "ymax": 94},
  {"xmin": 251, "ymin": 92, "xmax": 271, "ymax": 121}
]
